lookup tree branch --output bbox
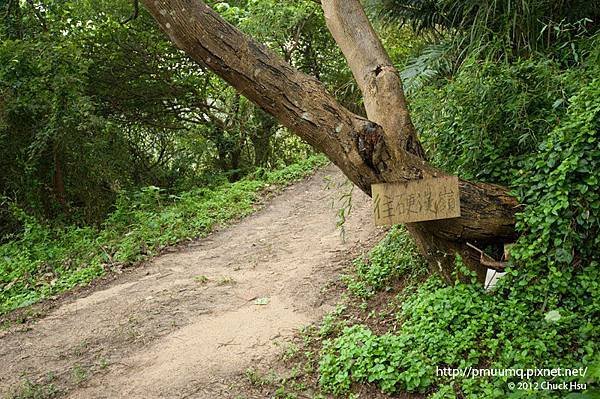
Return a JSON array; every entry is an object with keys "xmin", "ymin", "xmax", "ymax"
[
  {"xmin": 139, "ymin": 0, "xmax": 519, "ymax": 249},
  {"xmin": 321, "ymin": 0, "xmax": 425, "ymax": 160}
]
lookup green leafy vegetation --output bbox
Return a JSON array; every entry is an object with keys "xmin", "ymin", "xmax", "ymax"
[
  {"xmin": 0, "ymin": 155, "xmax": 327, "ymax": 314},
  {"xmin": 320, "ymin": 112, "xmax": 600, "ymax": 393},
  {"xmin": 410, "ymin": 58, "xmax": 596, "ymax": 185},
  {"xmin": 0, "ymin": 0, "xmax": 323, "ymax": 234},
  {"xmin": 343, "ymin": 225, "xmax": 428, "ymax": 299},
  {"xmin": 369, "ymin": 0, "xmax": 600, "ymax": 58},
  {"xmin": 313, "ymin": 3, "xmax": 600, "ymax": 398},
  {"xmin": 320, "ymin": 225, "xmax": 599, "ymax": 397},
  {"xmin": 9, "ymin": 376, "xmax": 59, "ymax": 399},
  {"xmin": 1, "ymin": 0, "xmax": 599, "ymax": 398}
]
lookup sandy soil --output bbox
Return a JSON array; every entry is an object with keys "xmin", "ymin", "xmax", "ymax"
[{"xmin": 0, "ymin": 165, "xmax": 382, "ymax": 399}]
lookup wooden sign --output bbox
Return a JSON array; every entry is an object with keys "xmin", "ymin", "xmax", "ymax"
[{"xmin": 372, "ymin": 176, "xmax": 461, "ymax": 226}]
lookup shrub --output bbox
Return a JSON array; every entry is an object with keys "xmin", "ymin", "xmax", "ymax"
[{"xmin": 343, "ymin": 226, "xmax": 428, "ymax": 299}]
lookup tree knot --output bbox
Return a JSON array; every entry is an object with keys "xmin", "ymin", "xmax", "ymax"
[{"xmin": 355, "ymin": 121, "xmax": 388, "ymax": 174}]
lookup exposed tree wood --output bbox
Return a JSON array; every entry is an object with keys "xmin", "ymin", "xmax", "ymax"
[
  {"xmin": 140, "ymin": 0, "xmax": 520, "ymax": 280},
  {"xmin": 466, "ymin": 243, "xmax": 508, "ymax": 271}
]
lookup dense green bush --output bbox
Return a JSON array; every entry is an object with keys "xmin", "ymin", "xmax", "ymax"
[
  {"xmin": 0, "ymin": 35, "xmax": 131, "ymax": 225},
  {"xmin": 410, "ymin": 57, "xmax": 594, "ymax": 185},
  {"xmin": 342, "ymin": 225, "xmax": 428, "ymax": 299},
  {"xmin": 368, "ymin": 0, "xmax": 600, "ymax": 58},
  {"xmin": 0, "ymin": 0, "xmax": 328, "ymax": 236}
]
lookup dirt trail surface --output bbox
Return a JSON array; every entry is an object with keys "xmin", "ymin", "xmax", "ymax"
[{"xmin": 0, "ymin": 166, "xmax": 381, "ymax": 398}]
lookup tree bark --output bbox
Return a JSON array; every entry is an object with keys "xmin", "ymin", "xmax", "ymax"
[
  {"xmin": 320, "ymin": 0, "xmax": 505, "ymax": 280},
  {"xmin": 140, "ymin": 0, "xmax": 519, "ymax": 280},
  {"xmin": 321, "ymin": 0, "xmax": 425, "ymax": 162}
]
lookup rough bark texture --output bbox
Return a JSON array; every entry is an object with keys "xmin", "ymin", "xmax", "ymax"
[
  {"xmin": 321, "ymin": 0, "xmax": 425, "ymax": 162},
  {"xmin": 140, "ymin": 0, "xmax": 519, "ymax": 280}
]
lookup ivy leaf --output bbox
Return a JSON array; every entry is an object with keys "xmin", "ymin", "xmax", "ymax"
[{"xmin": 544, "ymin": 310, "xmax": 562, "ymax": 323}]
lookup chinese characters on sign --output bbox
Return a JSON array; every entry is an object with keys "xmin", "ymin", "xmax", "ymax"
[{"xmin": 372, "ymin": 176, "xmax": 461, "ymax": 225}]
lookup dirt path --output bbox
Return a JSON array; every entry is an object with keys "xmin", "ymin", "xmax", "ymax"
[{"xmin": 0, "ymin": 166, "xmax": 382, "ymax": 399}]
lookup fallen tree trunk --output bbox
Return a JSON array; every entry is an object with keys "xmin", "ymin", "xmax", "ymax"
[{"xmin": 140, "ymin": 0, "xmax": 519, "ymax": 281}]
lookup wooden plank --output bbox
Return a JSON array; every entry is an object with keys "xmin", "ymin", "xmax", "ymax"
[{"xmin": 372, "ymin": 176, "xmax": 461, "ymax": 225}]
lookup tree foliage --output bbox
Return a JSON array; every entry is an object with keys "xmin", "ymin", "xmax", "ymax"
[
  {"xmin": 0, "ymin": 0, "xmax": 336, "ymax": 234},
  {"xmin": 368, "ymin": 0, "xmax": 600, "ymax": 57}
]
